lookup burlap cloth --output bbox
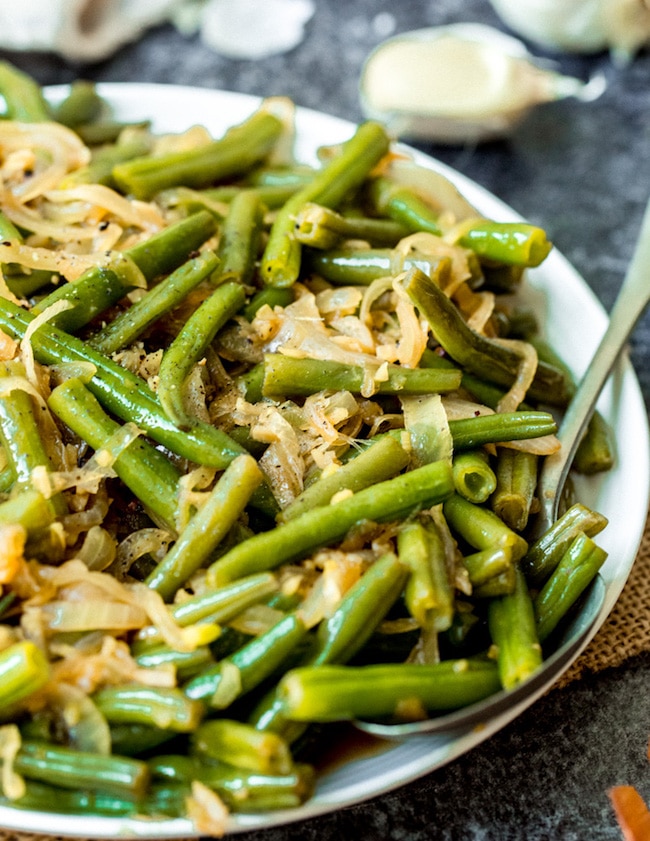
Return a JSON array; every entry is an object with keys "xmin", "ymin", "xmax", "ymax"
[{"xmin": 1, "ymin": 512, "xmax": 649, "ymax": 841}]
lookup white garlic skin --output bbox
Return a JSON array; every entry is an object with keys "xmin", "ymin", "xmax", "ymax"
[{"xmin": 489, "ymin": 0, "xmax": 650, "ymax": 61}]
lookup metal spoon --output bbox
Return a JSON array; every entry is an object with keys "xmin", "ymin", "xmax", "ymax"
[{"xmin": 355, "ymin": 196, "xmax": 650, "ymax": 739}]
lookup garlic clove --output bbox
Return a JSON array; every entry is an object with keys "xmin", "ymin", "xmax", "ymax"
[
  {"xmin": 359, "ymin": 24, "xmax": 602, "ymax": 144},
  {"xmin": 488, "ymin": 0, "xmax": 650, "ymax": 65}
]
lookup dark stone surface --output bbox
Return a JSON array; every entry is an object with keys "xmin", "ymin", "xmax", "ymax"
[{"xmin": 1, "ymin": 2, "xmax": 649, "ymax": 838}]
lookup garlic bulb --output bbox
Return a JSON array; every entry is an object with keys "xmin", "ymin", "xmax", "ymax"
[
  {"xmin": 359, "ymin": 24, "xmax": 601, "ymax": 144},
  {"xmin": 488, "ymin": 0, "xmax": 650, "ymax": 63}
]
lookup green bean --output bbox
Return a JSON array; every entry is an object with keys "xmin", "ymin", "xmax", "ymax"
[
  {"xmin": 15, "ymin": 741, "xmax": 150, "ymax": 799},
  {"xmin": 52, "ymin": 80, "xmax": 104, "ymax": 128},
  {"xmin": 48, "ymin": 378, "xmax": 181, "ymax": 531},
  {"xmin": 207, "ymin": 459, "xmax": 454, "ymax": 586},
  {"xmin": 491, "ymin": 449, "xmax": 538, "ymax": 532},
  {"xmin": 108, "ymin": 723, "xmax": 178, "ymax": 758},
  {"xmin": 157, "ymin": 281, "xmax": 246, "ymax": 429},
  {"xmin": 261, "ymin": 353, "xmax": 462, "ymax": 399},
  {"xmin": 404, "ymin": 267, "xmax": 571, "ymax": 406},
  {"xmin": 279, "ymin": 435, "xmax": 410, "ymax": 522},
  {"xmin": 184, "ymin": 613, "xmax": 308, "ymax": 708},
  {"xmin": 367, "ymin": 176, "xmax": 442, "ymax": 235},
  {"xmin": 307, "ymin": 246, "xmax": 452, "ymax": 286},
  {"xmin": 368, "ymin": 178, "xmax": 552, "ymax": 266},
  {"xmin": 135, "ymin": 573, "xmax": 278, "ymax": 648},
  {"xmin": 113, "ymin": 108, "xmax": 285, "ymax": 199},
  {"xmin": 398, "ymin": 520, "xmax": 454, "ymax": 632},
  {"xmin": 243, "ymin": 287, "xmax": 294, "ymax": 321},
  {"xmin": 447, "ymin": 412, "xmax": 557, "ymax": 450},
  {"xmin": 93, "ymin": 685, "xmax": 205, "ymax": 732},
  {"xmin": 75, "ymin": 120, "xmax": 151, "ymax": 146},
  {"xmin": 260, "ymin": 121, "xmax": 390, "ymax": 287},
  {"xmin": 443, "ymin": 493, "xmax": 528, "ymax": 562},
  {"xmin": 452, "ymin": 449, "xmax": 497, "ymax": 504},
  {"xmin": 0, "ymin": 210, "xmax": 55, "ymax": 297},
  {"xmin": 463, "ymin": 546, "xmax": 513, "ymax": 588},
  {"xmin": 0, "ymin": 298, "xmax": 248, "ymax": 470},
  {"xmin": 0, "ymin": 489, "xmax": 55, "ymax": 536},
  {"xmin": 61, "ymin": 133, "xmax": 153, "ymax": 188},
  {"xmin": 294, "ymin": 202, "xmax": 409, "ymax": 249},
  {"xmin": 420, "ymin": 348, "xmax": 517, "ymax": 411},
  {"xmin": 146, "ymin": 454, "xmax": 263, "ymax": 599},
  {"xmin": 250, "ymin": 552, "xmax": 408, "ymax": 738},
  {"xmin": 313, "ymin": 552, "xmax": 409, "ymax": 665},
  {"xmin": 206, "ymin": 181, "xmax": 307, "ymax": 209},
  {"xmin": 522, "ymin": 503, "xmax": 608, "ymax": 588},
  {"xmin": 0, "ymin": 781, "xmax": 140, "ymax": 816},
  {"xmin": 276, "ymin": 659, "xmax": 501, "ymax": 722},
  {"xmin": 134, "ymin": 643, "xmax": 214, "ymax": 681},
  {"xmin": 33, "ymin": 210, "xmax": 218, "ymax": 332},
  {"xmin": 246, "ymin": 164, "xmax": 315, "ymax": 188},
  {"xmin": 573, "ymin": 411, "xmax": 615, "ymax": 475},
  {"xmin": 155, "ymin": 755, "xmax": 314, "ymax": 812},
  {"xmin": 534, "ymin": 532, "xmax": 608, "ymax": 642},
  {"xmin": 191, "ymin": 719, "xmax": 293, "ymax": 775},
  {"xmin": 0, "ymin": 61, "xmax": 50, "ymax": 121},
  {"xmin": 487, "ymin": 567, "xmax": 542, "ymax": 690},
  {"xmin": 215, "ymin": 188, "xmax": 264, "ymax": 285},
  {"xmin": 89, "ymin": 250, "xmax": 220, "ymax": 356},
  {"xmin": 459, "ymin": 222, "xmax": 552, "ymax": 268},
  {"xmin": 0, "ymin": 640, "xmax": 50, "ymax": 710},
  {"xmin": 0, "ymin": 361, "xmax": 67, "ymax": 516},
  {"xmin": 472, "ymin": 566, "xmax": 517, "ymax": 598}
]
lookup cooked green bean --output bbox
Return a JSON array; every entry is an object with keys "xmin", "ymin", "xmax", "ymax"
[
  {"xmin": 260, "ymin": 121, "xmax": 390, "ymax": 287},
  {"xmin": 534, "ymin": 532, "xmax": 608, "ymax": 642},
  {"xmin": 0, "ymin": 298, "xmax": 248, "ymax": 470},
  {"xmin": 0, "ymin": 640, "xmax": 50, "ymax": 710},
  {"xmin": 522, "ymin": 503, "xmax": 608, "ymax": 588},
  {"xmin": 14, "ymin": 741, "xmax": 150, "ymax": 799},
  {"xmin": 89, "ymin": 250, "xmax": 220, "ymax": 356},
  {"xmin": 398, "ymin": 519, "xmax": 454, "ymax": 632},
  {"xmin": 0, "ymin": 61, "xmax": 50, "ymax": 121},
  {"xmin": 447, "ymin": 412, "xmax": 557, "ymax": 450},
  {"xmin": 207, "ymin": 459, "xmax": 454, "ymax": 586},
  {"xmin": 215, "ymin": 188, "xmax": 264, "ymax": 285},
  {"xmin": 405, "ymin": 267, "xmax": 571, "ymax": 406},
  {"xmin": 261, "ymin": 353, "xmax": 462, "ymax": 399},
  {"xmin": 307, "ymin": 246, "xmax": 452, "ymax": 286},
  {"xmin": 157, "ymin": 281, "xmax": 246, "ymax": 429},
  {"xmin": 93, "ymin": 685, "xmax": 205, "ymax": 732},
  {"xmin": 277, "ymin": 660, "xmax": 501, "ymax": 722},
  {"xmin": 491, "ymin": 449, "xmax": 538, "ymax": 532},
  {"xmin": 0, "ymin": 361, "xmax": 66, "ymax": 515},
  {"xmin": 452, "ymin": 449, "xmax": 497, "ymax": 504},
  {"xmin": 294, "ymin": 202, "xmax": 409, "ymax": 249},
  {"xmin": 184, "ymin": 612, "xmax": 308, "ymax": 707},
  {"xmin": 52, "ymin": 80, "xmax": 104, "ymax": 128},
  {"xmin": 146, "ymin": 454, "xmax": 263, "ymax": 599},
  {"xmin": 33, "ymin": 210, "xmax": 218, "ymax": 332},
  {"xmin": 443, "ymin": 493, "xmax": 528, "ymax": 562},
  {"xmin": 279, "ymin": 435, "xmax": 409, "ymax": 522},
  {"xmin": 487, "ymin": 567, "xmax": 542, "ymax": 690},
  {"xmin": 113, "ymin": 108, "xmax": 285, "ymax": 199},
  {"xmin": 463, "ymin": 546, "xmax": 513, "ymax": 588},
  {"xmin": 48, "ymin": 377, "xmax": 181, "ymax": 531},
  {"xmin": 191, "ymin": 719, "xmax": 293, "ymax": 775}
]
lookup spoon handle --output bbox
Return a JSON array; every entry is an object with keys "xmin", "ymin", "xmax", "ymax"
[{"xmin": 535, "ymin": 197, "xmax": 650, "ymax": 536}]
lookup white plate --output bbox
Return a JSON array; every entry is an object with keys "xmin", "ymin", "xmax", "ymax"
[{"xmin": 2, "ymin": 84, "xmax": 648, "ymax": 838}]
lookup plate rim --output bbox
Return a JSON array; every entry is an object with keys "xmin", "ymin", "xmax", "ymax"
[{"xmin": 0, "ymin": 81, "xmax": 647, "ymax": 837}]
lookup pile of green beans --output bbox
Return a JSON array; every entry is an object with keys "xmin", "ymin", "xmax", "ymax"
[{"xmin": 0, "ymin": 62, "xmax": 613, "ymax": 830}]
